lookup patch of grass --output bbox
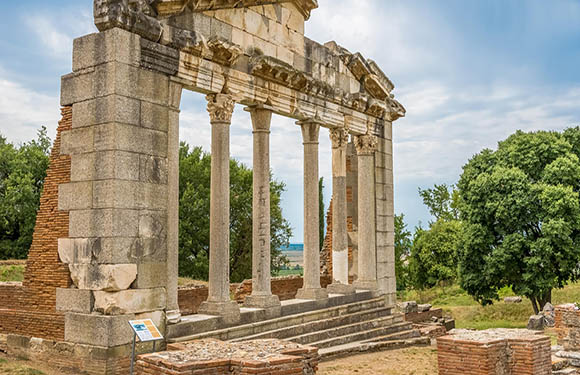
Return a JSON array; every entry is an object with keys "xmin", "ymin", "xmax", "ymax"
[
  {"xmin": 0, "ymin": 265, "xmax": 25, "ymax": 282},
  {"xmin": 399, "ymin": 282, "xmax": 580, "ymax": 331},
  {"xmin": 0, "ymin": 359, "xmax": 7, "ymax": 364},
  {"xmin": 276, "ymin": 269, "xmax": 303, "ymax": 277}
]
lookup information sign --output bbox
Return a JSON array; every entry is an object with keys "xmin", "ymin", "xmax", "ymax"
[{"xmin": 129, "ymin": 319, "xmax": 163, "ymax": 342}]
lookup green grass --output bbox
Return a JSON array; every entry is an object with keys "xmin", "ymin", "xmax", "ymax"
[
  {"xmin": 0, "ymin": 265, "xmax": 25, "ymax": 282},
  {"xmin": 398, "ymin": 282, "xmax": 580, "ymax": 330},
  {"xmin": 275, "ymin": 269, "xmax": 303, "ymax": 277}
]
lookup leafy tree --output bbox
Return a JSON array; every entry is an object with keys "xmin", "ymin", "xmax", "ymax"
[
  {"xmin": 394, "ymin": 214, "xmax": 412, "ymax": 290},
  {"xmin": 457, "ymin": 129, "xmax": 580, "ymax": 313},
  {"xmin": 418, "ymin": 183, "xmax": 459, "ymax": 223},
  {"xmin": 0, "ymin": 127, "xmax": 51, "ymax": 259},
  {"xmin": 319, "ymin": 177, "xmax": 325, "ymax": 251},
  {"xmin": 409, "ymin": 219, "xmax": 462, "ymax": 289},
  {"xmin": 178, "ymin": 143, "xmax": 291, "ymax": 282}
]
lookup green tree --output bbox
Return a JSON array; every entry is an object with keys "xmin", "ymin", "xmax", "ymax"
[
  {"xmin": 0, "ymin": 127, "xmax": 51, "ymax": 259},
  {"xmin": 409, "ymin": 219, "xmax": 462, "ymax": 289},
  {"xmin": 319, "ymin": 177, "xmax": 325, "ymax": 251},
  {"xmin": 394, "ymin": 214, "xmax": 412, "ymax": 290},
  {"xmin": 457, "ymin": 129, "xmax": 580, "ymax": 313},
  {"xmin": 178, "ymin": 143, "xmax": 292, "ymax": 282},
  {"xmin": 418, "ymin": 183, "xmax": 459, "ymax": 223}
]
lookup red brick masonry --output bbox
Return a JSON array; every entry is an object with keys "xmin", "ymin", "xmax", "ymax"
[
  {"xmin": 555, "ymin": 303, "xmax": 580, "ymax": 351},
  {"xmin": 0, "ymin": 107, "xmax": 72, "ymax": 341},
  {"xmin": 137, "ymin": 339, "xmax": 319, "ymax": 375},
  {"xmin": 437, "ymin": 329, "xmax": 551, "ymax": 375}
]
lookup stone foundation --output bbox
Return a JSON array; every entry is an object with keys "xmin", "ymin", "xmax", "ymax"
[
  {"xmin": 137, "ymin": 339, "xmax": 318, "ymax": 375},
  {"xmin": 437, "ymin": 329, "xmax": 551, "ymax": 375},
  {"xmin": 556, "ymin": 304, "xmax": 580, "ymax": 351}
]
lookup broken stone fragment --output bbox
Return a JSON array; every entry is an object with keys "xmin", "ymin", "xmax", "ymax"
[
  {"xmin": 69, "ymin": 264, "xmax": 137, "ymax": 291},
  {"xmin": 417, "ymin": 304, "xmax": 432, "ymax": 313},
  {"xmin": 504, "ymin": 296, "xmax": 523, "ymax": 303},
  {"xmin": 93, "ymin": 288, "xmax": 166, "ymax": 315},
  {"xmin": 527, "ymin": 314, "xmax": 545, "ymax": 330},
  {"xmin": 399, "ymin": 301, "xmax": 418, "ymax": 314}
]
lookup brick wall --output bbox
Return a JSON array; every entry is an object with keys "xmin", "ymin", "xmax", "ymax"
[
  {"xmin": 0, "ymin": 107, "xmax": 72, "ymax": 341},
  {"xmin": 138, "ymin": 339, "xmax": 319, "ymax": 375},
  {"xmin": 232, "ymin": 275, "xmax": 333, "ymax": 304},
  {"xmin": 555, "ymin": 304, "xmax": 580, "ymax": 351},
  {"xmin": 178, "ymin": 286, "xmax": 209, "ymax": 315},
  {"xmin": 437, "ymin": 329, "xmax": 551, "ymax": 375}
]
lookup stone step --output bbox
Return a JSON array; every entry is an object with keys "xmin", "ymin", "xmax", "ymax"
[
  {"xmin": 361, "ymin": 327, "xmax": 421, "ymax": 343},
  {"xmin": 169, "ymin": 296, "xmax": 387, "ymax": 343},
  {"xmin": 287, "ymin": 315, "xmax": 404, "ymax": 345},
  {"xmin": 319, "ymin": 336, "xmax": 431, "ymax": 360},
  {"xmin": 229, "ymin": 306, "xmax": 394, "ymax": 343},
  {"xmin": 308, "ymin": 321, "xmax": 414, "ymax": 349}
]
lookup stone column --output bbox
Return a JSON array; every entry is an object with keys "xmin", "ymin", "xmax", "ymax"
[
  {"xmin": 327, "ymin": 127, "xmax": 356, "ymax": 295},
  {"xmin": 353, "ymin": 134, "xmax": 379, "ymax": 291},
  {"xmin": 166, "ymin": 80, "xmax": 182, "ymax": 324},
  {"xmin": 296, "ymin": 120, "xmax": 328, "ymax": 301},
  {"xmin": 198, "ymin": 93, "xmax": 240, "ymax": 324},
  {"xmin": 243, "ymin": 105, "xmax": 281, "ymax": 317}
]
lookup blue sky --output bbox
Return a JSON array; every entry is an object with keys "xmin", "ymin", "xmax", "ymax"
[{"xmin": 0, "ymin": 1, "xmax": 579, "ymax": 241}]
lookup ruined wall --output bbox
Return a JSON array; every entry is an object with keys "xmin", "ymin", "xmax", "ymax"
[
  {"xmin": 555, "ymin": 304, "xmax": 580, "ymax": 351},
  {"xmin": 0, "ymin": 107, "xmax": 72, "ymax": 341}
]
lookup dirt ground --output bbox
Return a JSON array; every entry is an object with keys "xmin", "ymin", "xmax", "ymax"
[
  {"xmin": 0, "ymin": 352, "xmax": 62, "ymax": 375},
  {"xmin": 318, "ymin": 346, "xmax": 438, "ymax": 375}
]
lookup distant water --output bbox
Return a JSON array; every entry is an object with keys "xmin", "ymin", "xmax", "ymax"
[{"xmin": 281, "ymin": 243, "xmax": 303, "ymax": 266}]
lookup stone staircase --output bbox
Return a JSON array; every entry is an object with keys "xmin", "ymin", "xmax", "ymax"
[{"xmin": 168, "ymin": 295, "xmax": 428, "ymax": 359}]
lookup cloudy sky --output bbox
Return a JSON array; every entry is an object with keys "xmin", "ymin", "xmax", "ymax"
[{"xmin": 0, "ymin": 1, "xmax": 579, "ymax": 241}]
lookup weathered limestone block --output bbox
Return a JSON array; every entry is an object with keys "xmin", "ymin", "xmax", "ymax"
[
  {"xmin": 72, "ymin": 94, "xmax": 141, "ymax": 129},
  {"xmin": 528, "ymin": 314, "xmax": 545, "ymax": 330},
  {"xmin": 93, "ymin": 288, "xmax": 166, "ymax": 315},
  {"xmin": 58, "ymin": 238, "xmax": 98, "ymax": 264},
  {"xmin": 134, "ymin": 262, "xmax": 168, "ymax": 288},
  {"xmin": 56, "ymin": 288, "xmax": 95, "ymax": 314},
  {"xmin": 69, "ymin": 209, "xmax": 139, "ymax": 238},
  {"xmin": 93, "ymin": 123, "xmax": 168, "ymax": 157},
  {"xmin": 73, "ymin": 28, "xmax": 141, "ymax": 72},
  {"xmin": 70, "ymin": 151, "xmax": 140, "ymax": 182},
  {"xmin": 400, "ymin": 301, "xmax": 418, "ymax": 314},
  {"xmin": 69, "ymin": 264, "xmax": 137, "ymax": 291},
  {"xmin": 504, "ymin": 296, "xmax": 523, "ymax": 303},
  {"xmin": 59, "ymin": 237, "xmax": 162, "ymax": 264},
  {"xmin": 92, "ymin": 180, "xmax": 167, "ymax": 210},
  {"xmin": 58, "ymin": 181, "xmax": 93, "ymax": 211},
  {"xmin": 65, "ymin": 312, "xmax": 135, "ymax": 347}
]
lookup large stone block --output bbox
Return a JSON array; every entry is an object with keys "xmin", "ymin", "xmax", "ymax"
[
  {"xmin": 58, "ymin": 182, "xmax": 93, "ymax": 210},
  {"xmin": 139, "ymin": 211, "xmax": 168, "ymax": 238},
  {"xmin": 72, "ymin": 95, "xmax": 141, "ymax": 129},
  {"xmin": 93, "ymin": 288, "xmax": 166, "ymax": 315},
  {"xmin": 134, "ymin": 262, "xmax": 168, "ymax": 289},
  {"xmin": 59, "ymin": 238, "xmax": 97, "ymax": 264},
  {"xmin": 69, "ymin": 264, "xmax": 137, "ymax": 291},
  {"xmin": 59, "ymin": 237, "xmax": 150, "ymax": 264},
  {"xmin": 65, "ymin": 313, "xmax": 135, "ymax": 347},
  {"xmin": 61, "ymin": 62, "xmax": 169, "ymax": 106},
  {"xmin": 60, "ymin": 127, "xmax": 94, "ymax": 155},
  {"xmin": 139, "ymin": 154, "xmax": 168, "ymax": 184},
  {"xmin": 140, "ymin": 101, "xmax": 170, "ymax": 132},
  {"xmin": 56, "ymin": 288, "xmax": 94, "ymax": 313},
  {"xmin": 70, "ymin": 151, "xmax": 140, "ymax": 182},
  {"xmin": 69, "ymin": 209, "xmax": 139, "ymax": 238},
  {"xmin": 93, "ymin": 122, "xmax": 168, "ymax": 157},
  {"xmin": 73, "ymin": 28, "xmax": 141, "ymax": 72},
  {"xmin": 92, "ymin": 180, "xmax": 167, "ymax": 210}
]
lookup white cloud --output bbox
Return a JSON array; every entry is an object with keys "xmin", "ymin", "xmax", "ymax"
[
  {"xmin": 0, "ymin": 75, "xmax": 60, "ymax": 143},
  {"xmin": 24, "ymin": 10, "xmax": 96, "ymax": 61}
]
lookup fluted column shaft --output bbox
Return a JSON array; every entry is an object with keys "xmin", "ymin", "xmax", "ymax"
[
  {"xmin": 296, "ymin": 121, "xmax": 328, "ymax": 301},
  {"xmin": 198, "ymin": 93, "xmax": 240, "ymax": 323},
  {"xmin": 244, "ymin": 106, "xmax": 281, "ymax": 315},
  {"xmin": 353, "ymin": 134, "xmax": 379, "ymax": 291}
]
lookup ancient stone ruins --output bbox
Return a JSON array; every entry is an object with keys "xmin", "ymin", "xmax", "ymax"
[{"xmin": 0, "ymin": 0, "xmax": 409, "ymax": 373}]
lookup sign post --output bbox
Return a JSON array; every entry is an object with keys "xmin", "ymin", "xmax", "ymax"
[{"xmin": 128, "ymin": 319, "xmax": 164, "ymax": 375}]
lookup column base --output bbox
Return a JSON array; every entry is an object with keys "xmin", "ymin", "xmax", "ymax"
[
  {"xmin": 244, "ymin": 294, "xmax": 282, "ymax": 318},
  {"xmin": 166, "ymin": 309, "xmax": 182, "ymax": 324},
  {"xmin": 353, "ymin": 280, "xmax": 379, "ymax": 291},
  {"xmin": 326, "ymin": 283, "xmax": 356, "ymax": 295},
  {"xmin": 296, "ymin": 287, "xmax": 329, "ymax": 301},
  {"xmin": 198, "ymin": 300, "xmax": 241, "ymax": 325}
]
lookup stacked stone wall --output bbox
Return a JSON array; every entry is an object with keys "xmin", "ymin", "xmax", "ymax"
[
  {"xmin": 555, "ymin": 304, "xmax": 580, "ymax": 350},
  {"xmin": 437, "ymin": 329, "xmax": 551, "ymax": 375},
  {"xmin": 233, "ymin": 275, "xmax": 332, "ymax": 303},
  {"xmin": 0, "ymin": 107, "xmax": 72, "ymax": 341}
]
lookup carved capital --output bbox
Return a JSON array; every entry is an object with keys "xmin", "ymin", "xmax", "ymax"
[
  {"xmin": 329, "ymin": 128, "xmax": 349, "ymax": 149},
  {"xmin": 206, "ymin": 94, "xmax": 235, "ymax": 123},
  {"xmin": 298, "ymin": 120, "xmax": 321, "ymax": 145},
  {"xmin": 354, "ymin": 134, "xmax": 378, "ymax": 155}
]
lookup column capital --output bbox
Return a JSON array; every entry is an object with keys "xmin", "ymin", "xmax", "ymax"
[
  {"xmin": 245, "ymin": 104, "xmax": 273, "ymax": 133},
  {"xmin": 354, "ymin": 134, "xmax": 378, "ymax": 155},
  {"xmin": 206, "ymin": 93, "xmax": 235, "ymax": 123},
  {"xmin": 298, "ymin": 120, "xmax": 321, "ymax": 145},
  {"xmin": 329, "ymin": 127, "xmax": 349, "ymax": 149}
]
